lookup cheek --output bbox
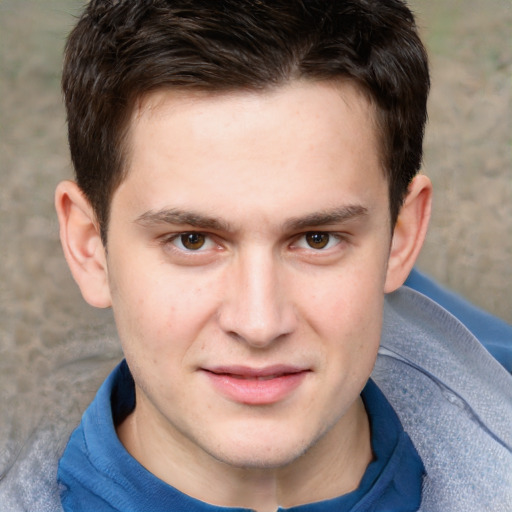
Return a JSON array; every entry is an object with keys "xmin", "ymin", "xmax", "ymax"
[
  {"xmin": 302, "ymin": 263, "xmax": 385, "ymax": 331},
  {"xmin": 109, "ymin": 261, "xmax": 219, "ymax": 359},
  {"xmin": 297, "ymin": 261, "xmax": 385, "ymax": 374}
]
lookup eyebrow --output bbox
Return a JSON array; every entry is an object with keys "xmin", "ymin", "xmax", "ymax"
[
  {"xmin": 134, "ymin": 208, "xmax": 232, "ymax": 232},
  {"xmin": 135, "ymin": 205, "xmax": 368, "ymax": 233},
  {"xmin": 283, "ymin": 205, "xmax": 369, "ymax": 231}
]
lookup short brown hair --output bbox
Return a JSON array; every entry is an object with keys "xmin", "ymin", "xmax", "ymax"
[{"xmin": 62, "ymin": 0, "xmax": 429, "ymax": 244}]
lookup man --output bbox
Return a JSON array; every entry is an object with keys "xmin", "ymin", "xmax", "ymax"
[{"xmin": 4, "ymin": 1, "xmax": 511, "ymax": 511}]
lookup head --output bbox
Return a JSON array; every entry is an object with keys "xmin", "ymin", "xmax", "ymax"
[
  {"xmin": 56, "ymin": 0, "xmax": 432, "ymax": 504},
  {"xmin": 62, "ymin": 0, "xmax": 429, "ymax": 245}
]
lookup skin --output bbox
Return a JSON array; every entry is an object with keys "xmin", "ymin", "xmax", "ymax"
[{"xmin": 56, "ymin": 80, "xmax": 431, "ymax": 511}]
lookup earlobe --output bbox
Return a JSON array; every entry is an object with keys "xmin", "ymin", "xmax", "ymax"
[
  {"xmin": 384, "ymin": 174, "xmax": 432, "ymax": 293},
  {"xmin": 55, "ymin": 180, "xmax": 112, "ymax": 308}
]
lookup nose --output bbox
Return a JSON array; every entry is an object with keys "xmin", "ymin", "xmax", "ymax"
[{"xmin": 218, "ymin": 249, "xmax": 297, "ymax": 348}]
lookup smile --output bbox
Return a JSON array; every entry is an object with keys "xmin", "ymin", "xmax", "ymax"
[
  {"xmin": 231, "ymin": 374, "xmax": 283, "ymax": 381},
  {"xmin": 202, "ymin": 366, "xmax": 310, "ymax": 405}
]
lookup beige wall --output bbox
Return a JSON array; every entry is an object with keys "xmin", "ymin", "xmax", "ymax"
[{"xmin": 410, "ymin": 0, "xmax": 512, "ymax": 322}]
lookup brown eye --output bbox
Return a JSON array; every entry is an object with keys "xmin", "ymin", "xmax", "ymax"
[
  {"xmin": 305, "ymin": 232, "xmax": 330, "ymax": 249},
  {"xmin": 180, "ymin": 233, "xmax": 206, "ymax": 250}
]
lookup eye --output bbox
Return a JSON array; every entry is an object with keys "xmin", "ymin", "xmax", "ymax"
[
  {"xmin": 305, "ymin": 232, "xmax": 330, "ymax": 249},
  {"xmin": 294, "ymin": 232, "xmax": 342, "ymax": 250},
  {"xmin": 171, "ymin": 232, "xmax": 215, "ymax": 251}
]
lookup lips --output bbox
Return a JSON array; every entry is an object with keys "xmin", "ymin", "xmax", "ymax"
[{"xmin": 202, "ymin": 365, "xmax": 310, "ymax": 405}]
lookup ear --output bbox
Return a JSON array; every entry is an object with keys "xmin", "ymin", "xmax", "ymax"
[
  {"xmin": 55, "ymin": 180, "xmax": 112, "ymax": 308},
  {"xmin": 384, "ymin": 174, "xmax": 432, "ymax": 293}
]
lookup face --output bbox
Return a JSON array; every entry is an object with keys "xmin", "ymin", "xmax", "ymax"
[{"xmin": 106, "ymin": 82, "xmax": 392, "ymax": 475}]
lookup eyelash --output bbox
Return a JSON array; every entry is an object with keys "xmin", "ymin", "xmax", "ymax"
[
  {"xmin": 293, "ymin": 232, "xmax": 346, "ymax": 251},
  {"xmin": 160, "ymin": 232, "xmax": 219, "ymax": 253},
  {"xmin": 160, "ymin": 231, "xmax": 347, "ymax": 254}
]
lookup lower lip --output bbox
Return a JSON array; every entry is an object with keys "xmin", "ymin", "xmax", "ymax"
[{"xmin": 204, "ymin": 371, "xmax": 308, "ymax": 405}]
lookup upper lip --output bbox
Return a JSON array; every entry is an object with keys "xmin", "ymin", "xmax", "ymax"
[{"xmin": 202, "ymin": 365, "xmax": 310, "ymax": 379}]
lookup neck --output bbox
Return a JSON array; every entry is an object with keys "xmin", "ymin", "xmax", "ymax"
[{"xmin": 117, "ymin": 396, "xmax": 372, "ymax": 511}]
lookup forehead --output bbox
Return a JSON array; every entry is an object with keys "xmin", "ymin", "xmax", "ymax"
[
  {"xmin": 116, "ymin": 81, "xmax": 387, "ymax": 227},
  {"xmin": 128, "ymin": 80, "xmax": 381, "ymax": 162}
]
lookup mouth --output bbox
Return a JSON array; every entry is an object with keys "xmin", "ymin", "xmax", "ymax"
[{"xmin": 201, "ymin": 365, "xmax": 310, "ymax": 405}]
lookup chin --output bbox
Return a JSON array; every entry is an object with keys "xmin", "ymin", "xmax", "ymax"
[
  {"xmin": 203, "ymin": 428, "xmax": 319, "ymax": 471},
  {"xmin": 214, "ymin": 447, "xmax": 307, "ymax": 471}
]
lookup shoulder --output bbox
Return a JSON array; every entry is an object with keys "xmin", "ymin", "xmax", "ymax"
[
  {"xmin": 0, "ymin": 357, "xmax": 118, "ymax": 512},
  {"xmin": 373, "ymin": 286, "xmax": 512, "ymax": 512},
  {"xmin": 405, "ymin": 268, "xmax": 512, "ymax": 371},
  {"xmin": 0, "ymin": 423, "xmax": 64, "ymax": 512}
]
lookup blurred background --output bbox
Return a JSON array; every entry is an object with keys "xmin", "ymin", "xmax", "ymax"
[{"xmin": 0, "ymin": 0, "xmax": 511, "ymax": 473}]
